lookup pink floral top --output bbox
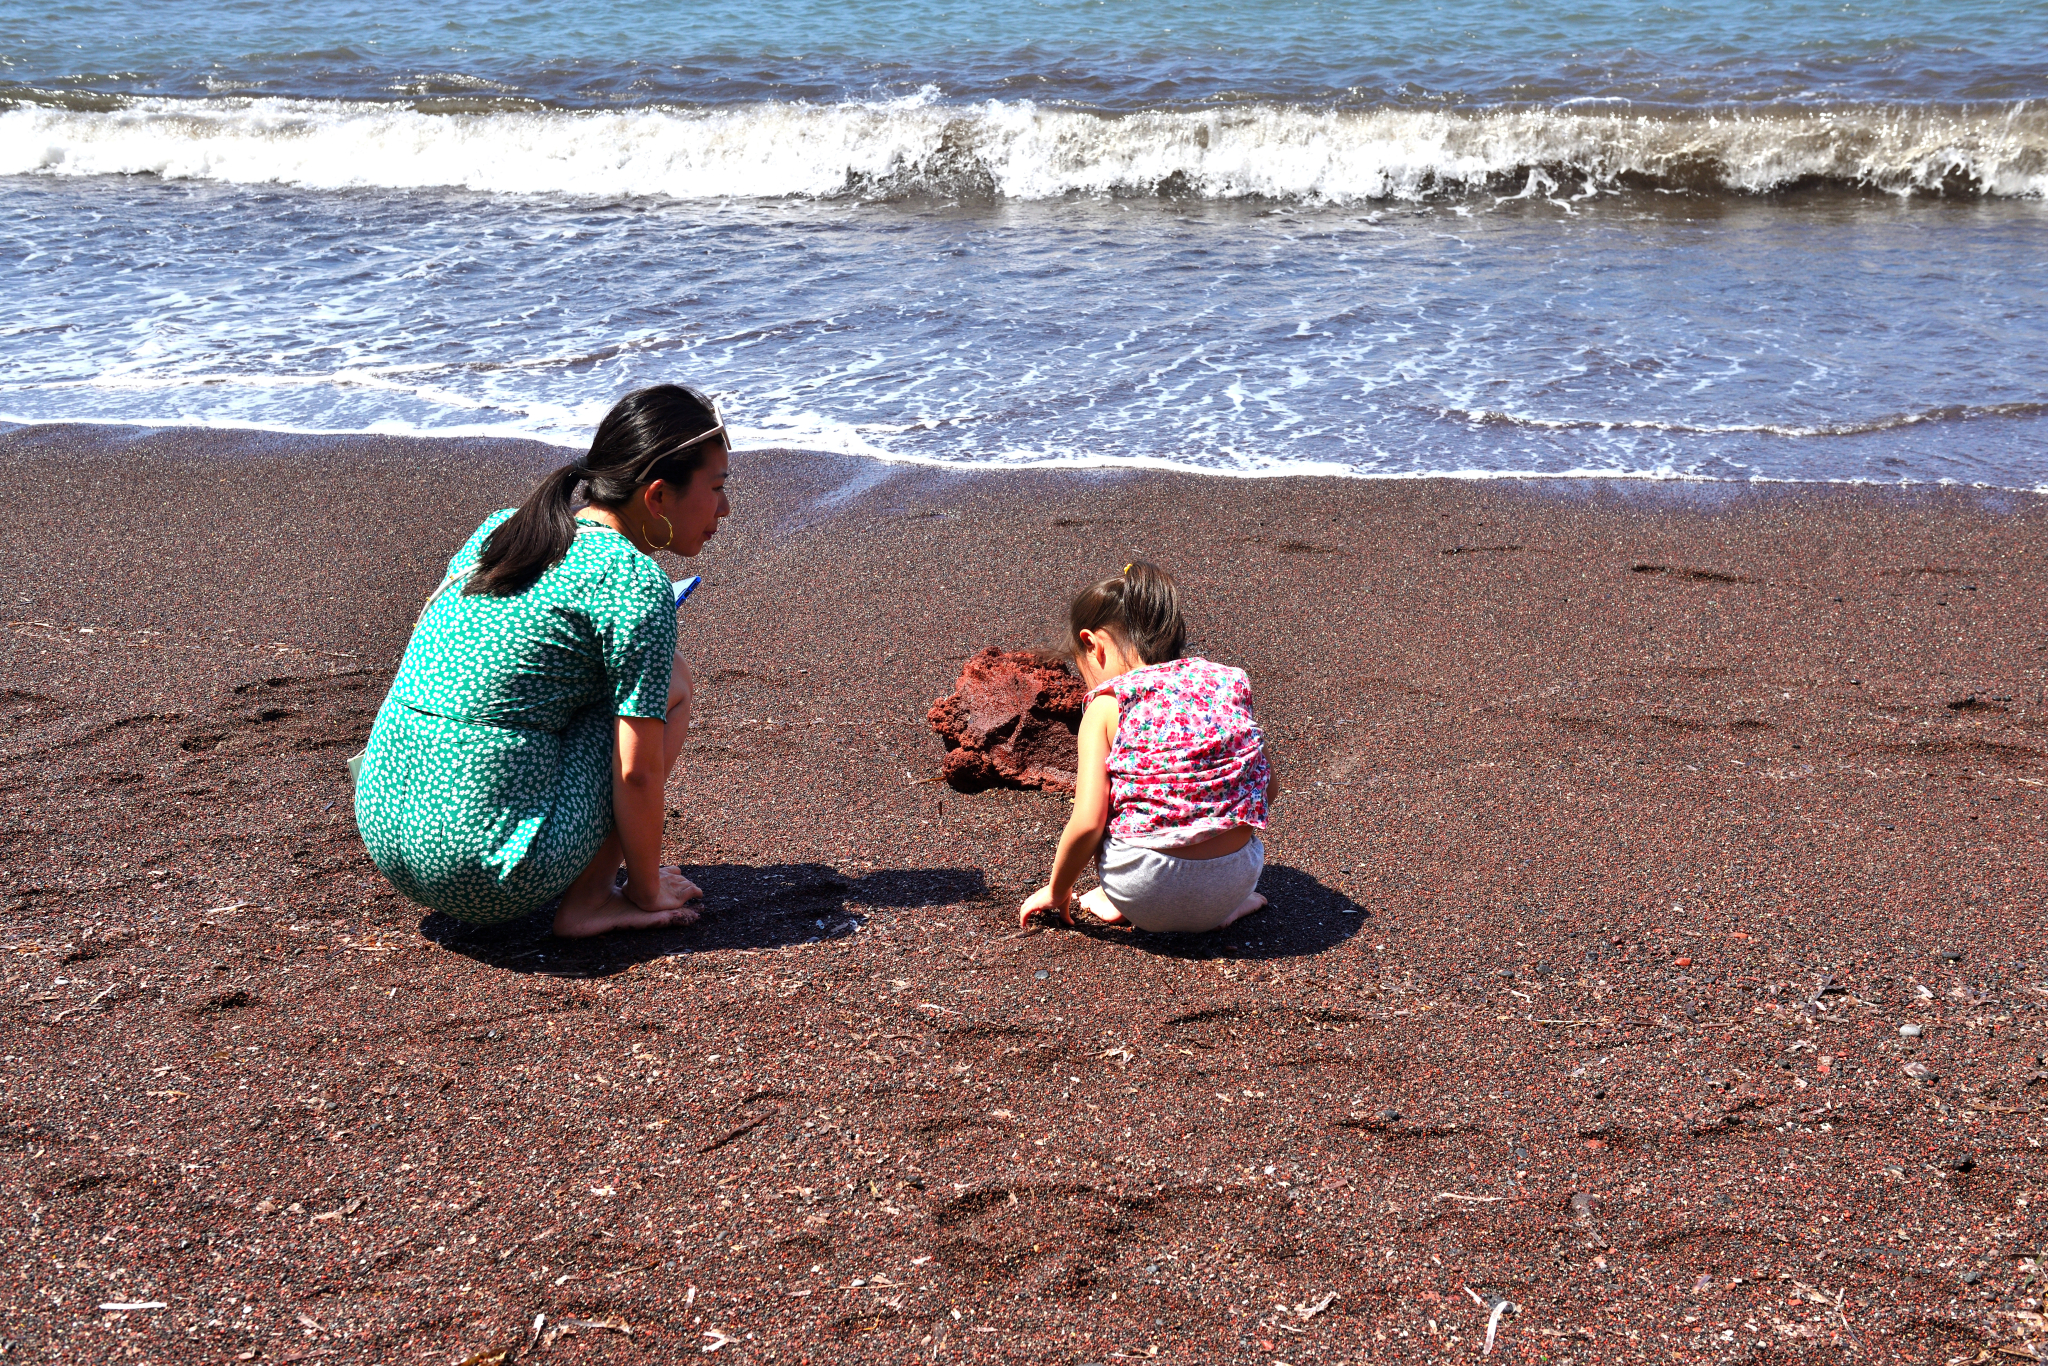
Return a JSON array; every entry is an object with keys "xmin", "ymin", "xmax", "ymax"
[{"xmin": 1087, "ymin": 657, "xmax": 1271, "ymax": 850}]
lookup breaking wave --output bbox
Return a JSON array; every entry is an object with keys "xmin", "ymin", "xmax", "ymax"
[{"xmin": 3, "ymin": 92, "xmax": 2044, "ymax": 202}]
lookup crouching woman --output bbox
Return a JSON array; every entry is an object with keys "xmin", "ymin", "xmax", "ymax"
[{"xmin": 354, "ymin": 384, "xmax": 730, "ymax": 937}]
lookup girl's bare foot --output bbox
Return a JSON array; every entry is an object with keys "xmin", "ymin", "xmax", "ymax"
[
  {"xmin": 1217, "ymin": 892, "xmax": 1267, "ymax": 928},
  {"xmin": 1077, "ymin": 888, "xmax": 1126, "ymax": 925}
]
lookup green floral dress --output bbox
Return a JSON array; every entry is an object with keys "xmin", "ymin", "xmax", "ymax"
[{"xmin": 354, "ymin": 511, "xmax": 677, "ymax": 924}]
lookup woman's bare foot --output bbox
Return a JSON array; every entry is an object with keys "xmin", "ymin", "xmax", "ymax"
[
  {"xmin": 1217, "ymin": 892, "xmax": 1267, "ymax": 929},
  {"xmin": 1077, "ymin": 888, "xmax": 1127, "ymax": 926},
  {"xmin": 553, "ymin": 892, "xmax": 699, "ymax": 938},
  {"xmin": 554, "ymin": 864, "xmax": 702, "ymax": 938}
]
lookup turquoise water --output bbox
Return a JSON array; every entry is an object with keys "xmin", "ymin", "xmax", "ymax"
[
  {"xmin": 7, "ymin": 0, "xmax": 2039, "ymax": 107},
  {"xmin": 3, "ymin": 0, "xmax": 2044, "ymax": 483}
]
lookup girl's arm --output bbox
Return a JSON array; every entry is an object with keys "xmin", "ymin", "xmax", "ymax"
[
  {"xmin": 1020, "ymin": 694, "xmax": 1118, "ymax": 927},
  {"xmin": 614, "ymin": 715, "xmax": 681, "ymax": 909}
]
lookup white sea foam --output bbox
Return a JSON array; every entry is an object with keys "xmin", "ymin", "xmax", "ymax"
[
  {"xmin": 13, "ymin": 405, "xmax": 2042, "ymax": 492},
  {"xmin": 4, "ymin": 94, "xmax": 2044, "ymax": 201},
  {"xmin": 1440, "ymin": 401, "xmax": 2048, "ymax": 439}
]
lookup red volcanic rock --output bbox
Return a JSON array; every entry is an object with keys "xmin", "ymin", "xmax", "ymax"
[{"xmin": 928, "ymin": 647, "xmax": 1086, "ymax": 792}]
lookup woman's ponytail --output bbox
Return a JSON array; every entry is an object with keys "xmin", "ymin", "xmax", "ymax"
[
  {"xmin": 465, "ymin": 461, "xmax": 585, "ymax": 597},
  {"xmin": 464, "ymin": 384, "xmax": 724, "ymax": 598}
]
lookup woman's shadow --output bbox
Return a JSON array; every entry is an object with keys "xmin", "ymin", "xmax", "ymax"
[
  {"xmin": 423, "ymin": 861, "xmax": 1364, "ymax": 974},
  {"xmin": 420, "ymin": 863, "xmax": 988, "ymax": 977}
]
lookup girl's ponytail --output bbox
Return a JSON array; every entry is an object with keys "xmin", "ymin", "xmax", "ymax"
[
  {"xmin": 1068, "ymin": 559, "xmax": 1186, "ymax": 665},
  {"xmin": 464, "ymin": 384, "xmax": 724, "ymax": 598}
]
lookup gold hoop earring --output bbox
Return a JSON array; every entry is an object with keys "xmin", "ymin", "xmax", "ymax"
[{"xmin": 648, "ymin": 514, "xmax": 674, "ymax": 552}]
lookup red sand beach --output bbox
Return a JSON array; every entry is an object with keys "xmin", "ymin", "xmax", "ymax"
[{"xmin": 2, "ymin": 423, "xmax": 2045, "ymax": 1364}]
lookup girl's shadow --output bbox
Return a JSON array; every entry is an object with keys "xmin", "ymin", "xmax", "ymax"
[
  {"xmin": 420, "ymin": 863, "xmax": 989, "ymax": 977},
  {"xmin": 1075, "ymin": 862, "xmax": 1370, "ymax": 961}
]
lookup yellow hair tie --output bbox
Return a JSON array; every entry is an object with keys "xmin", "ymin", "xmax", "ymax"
[{"xmin": 1123, "ymin": 563, "xmax": 1133, "ymax": 575}]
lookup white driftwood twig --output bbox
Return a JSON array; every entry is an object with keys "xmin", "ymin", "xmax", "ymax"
[
  {"xmin": 1485, "ymin": 1299, "xmax": 1516, "ymax": 1355},
  {"xmin": 50, "ymin": 981, "xmax": 121, "ymax": 1022}
]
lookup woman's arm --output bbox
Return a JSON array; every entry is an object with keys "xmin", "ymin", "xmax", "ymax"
[
  {"xmin": 1020, "ymin": 695, "xmax": 1118, "ymax": 927},
  {"xmin": 614, "ymin": 715, "xmax": 673, "ymax": 908}
]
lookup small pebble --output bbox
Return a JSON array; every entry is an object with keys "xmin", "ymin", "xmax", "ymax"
[
  {"xmin": 1900, "ymin": 1023, "xmax": 1922, "ymax": 1038},
  {"xmin": 1673, "ymin": 956, "xmax": 1693, "ymax": 968},
  {"xmin": 1034, "ymin": 970, "xmax": 1048, "ymax": 980},
  {"xmin": 1937, "ymin": 949, "xmax": 1963, "ymax": 962}
]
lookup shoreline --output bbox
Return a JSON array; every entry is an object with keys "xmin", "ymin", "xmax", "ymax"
[
  {"xmin": 4, "ymin": 422, "xmax": 2046, "ymax": 1362},
  {"xmin": 8, "ymin": 416, "xmax": 2047, "ymax": 494}
]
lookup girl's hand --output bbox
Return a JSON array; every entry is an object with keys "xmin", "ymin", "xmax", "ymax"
[
  {"xmin": 626, "ymin": 865, "xmax": 704, "ymax": 913},
  {"xmin": 1023, "ymin": 695, "xmax": 1117, "ymax": 932},
  {"xmin": 1019, "ymin": 884, "xmax": 1071, "ymax": 929}
]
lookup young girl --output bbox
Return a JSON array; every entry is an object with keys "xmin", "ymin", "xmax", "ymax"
[{"xmin": 1019, "ymin": 562, "xmax": 1277, "ymax": 934}]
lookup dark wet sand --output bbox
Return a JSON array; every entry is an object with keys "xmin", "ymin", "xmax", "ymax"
[{"xmin": 3, "ymin": 422, "xmax": 2046, "ymax": 1364}]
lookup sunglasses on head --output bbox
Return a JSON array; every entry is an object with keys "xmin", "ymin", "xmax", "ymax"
[{"xmin": 643, "ymin": 386, "xmax": 728, "ymax": 470}]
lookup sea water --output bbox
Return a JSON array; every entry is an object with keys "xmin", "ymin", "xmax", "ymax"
[{"xmin": 3, "ymin": 0, "xmax": 2044, "ymax": 485}]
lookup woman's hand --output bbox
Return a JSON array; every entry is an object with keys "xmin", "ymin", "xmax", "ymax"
[
  {"xmin": 1019, "ymin": 884, "xmax": 1072, "ymax": 929},
  {"xmin": 626, "ymin": 865, "xmax": 703, "ymax": 913},
  {"xmin": 613, "ymin": 714, "xmax": 673, "ymax": 902}
]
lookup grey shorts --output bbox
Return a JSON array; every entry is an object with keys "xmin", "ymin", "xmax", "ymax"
[{"xmin": 1097, "ymin": 836, "xmax": 1265, "ymax": 934}]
